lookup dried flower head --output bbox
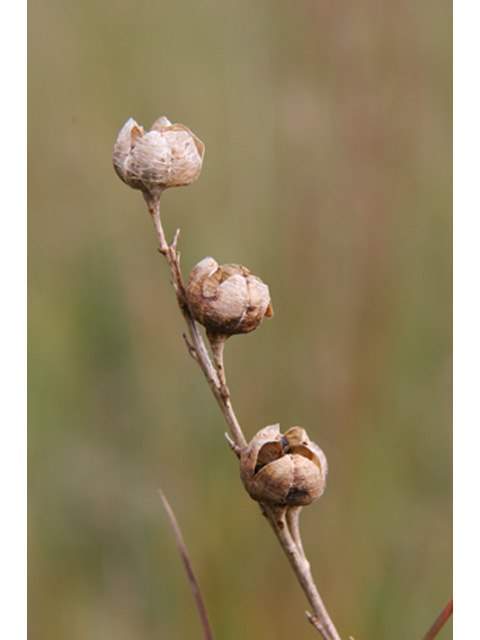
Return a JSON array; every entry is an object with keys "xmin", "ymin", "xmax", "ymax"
[
  {"xmin": 240, "ymin": 425, "xmax": 327, "ymax": 506},
  {"xmin": 186, "ymin": 257, "xmax": 273, "ymax": 337},
  {"xmin": 112, "ymin": 116, "xmax": 204, "ymax": 195}
]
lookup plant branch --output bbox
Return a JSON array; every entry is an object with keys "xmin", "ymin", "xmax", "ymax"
[
  {"xmin": 145, "ymin": 193, "xmax": 246, "ymax": 450},
  {"xmin": 286, "ymin": 506, "xmax": 308, "ymax": 561},
  {"xmin": 263, "ymin": 505, "xmax": 342, "ymax": 640},
  {"xmin": 423, "ymin": 598, "xmax": 453, "ymax": 640},
  {"xmin": 208, "ymin": 333, "xmax": 229, "ymax": 397},
  {"xmin": 144, "ymin": 193, "xmax": 341, "ymax": 639},
  {"xmin": 159, "ymin": 491, "xmax": 214, "ymax": 640}
]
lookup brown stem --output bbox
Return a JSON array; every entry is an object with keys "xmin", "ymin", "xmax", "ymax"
[
  {"xmin": 143, "ymin": 191, "xmax": 342, "ymax": 638},
  {"xmin": 159, "ymin": 491, "xmax": 214, "ymax": 640},
  {"xmin": 208, "ymin": 333, "xmax": 229, "ymax": 396},
  {"xmin": 145, "ymin": 193, "xmax": 246, "ymax": 450},
  {"xmin": 264, "ymin": 505, "xmax": 342, "ymax": 640},
  {"xmin": 286, "ymin": 506, "xmax": 307, "ymax": 561}
]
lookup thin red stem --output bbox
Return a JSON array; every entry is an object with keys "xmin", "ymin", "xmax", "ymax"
[{"xmin": 423, "ymin": 598, "xmax": 453, "ymax": 640}]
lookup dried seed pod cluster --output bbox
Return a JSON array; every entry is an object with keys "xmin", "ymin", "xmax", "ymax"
[
  {"xmin": 186, "ymin": 257, "xmax": 274, "ymax": 337},
  {"xmin": 240, "ymin": 425, "xmax": 327, "ymax": 506},
  {"xmin": 113, "ymin": 117, "xmax": 205, "ymax": 195}
]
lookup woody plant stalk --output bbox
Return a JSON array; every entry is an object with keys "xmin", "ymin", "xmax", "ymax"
[{"xmin": 112, "ymin": 115, "xmax": 345, "ymax": 640}]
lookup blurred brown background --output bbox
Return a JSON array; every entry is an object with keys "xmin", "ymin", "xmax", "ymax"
[{"xmin": 28, "ymin": 1, "xmax": 452, "ymax": 639}]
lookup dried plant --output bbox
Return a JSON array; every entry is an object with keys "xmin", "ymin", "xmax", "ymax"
[{"xmin": 112, "ymin": 117, "xmax": 451, "ymax": 640}]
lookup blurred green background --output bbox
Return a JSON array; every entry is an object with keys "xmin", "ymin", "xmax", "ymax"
[{"xmin": 28, "ymin": 1, "xmax": 451, "ymax": 639}]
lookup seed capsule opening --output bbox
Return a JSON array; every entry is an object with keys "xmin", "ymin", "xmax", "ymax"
[{"xmin": 240, "ymin": 425, "xmax": 327, "ymax": 507}]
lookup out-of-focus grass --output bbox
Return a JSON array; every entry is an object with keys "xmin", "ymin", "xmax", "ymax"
[{"xmin": 29, "ymin": 1, "xmax": 451, "ymax": 639}]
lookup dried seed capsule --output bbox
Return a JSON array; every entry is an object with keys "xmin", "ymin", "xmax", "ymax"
[
  {"xmin": 112, "ymin": 116, "xmax": 205, "ymax": 195},
  {"xmin": 240, "ymin": 425, "xmax": 327, "ymax": 506},
  {"xmin": 186, "ymin": 257, "xmax": 273, "ymax": 336}
]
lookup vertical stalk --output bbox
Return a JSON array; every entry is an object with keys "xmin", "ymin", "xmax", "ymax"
[
  {"xmin": 264, "ymin": 505, "xmax": 342, "ymax": 640},
  {"xmin": 142, "ymin": 191, "xmax": 342, "ymax": 637},
  {"xmin": 145, "ymin": 193, "xmax": 246, "ymax": 450}
]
